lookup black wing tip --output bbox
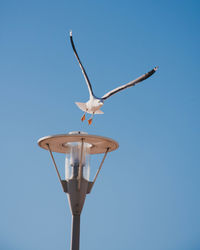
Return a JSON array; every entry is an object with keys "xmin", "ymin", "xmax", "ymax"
[{"xmin": 154, "ymin": 66, "xmax": 159, "ymax": 71}]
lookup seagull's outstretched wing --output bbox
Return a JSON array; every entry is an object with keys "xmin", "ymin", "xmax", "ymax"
[
  {"xmin": 70, "ymin": 31, "xmax": 94, "ymax": 98},
  {"xmin": 101, "ymin": 67, "xmax": 158, "ymax": 100}
]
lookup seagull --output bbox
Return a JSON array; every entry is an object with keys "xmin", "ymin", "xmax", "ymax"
[{"xmin": 70, "ymin": 31, "xmax": 158, "ymax": 125}]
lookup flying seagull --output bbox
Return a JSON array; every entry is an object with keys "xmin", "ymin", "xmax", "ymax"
[{"xmin": 70, "ymin": 31, "xmax": 158, "ymax": 125}]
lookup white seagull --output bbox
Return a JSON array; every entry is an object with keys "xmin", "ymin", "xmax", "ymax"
[{"xmin": 70, "ymin": 31, "xmax": 158, "ymax": 125}]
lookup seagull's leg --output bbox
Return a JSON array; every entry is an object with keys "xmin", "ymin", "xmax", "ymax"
[
  {"xmin": 81, "ymin": 109, "xmax": 88, "ymax": 122},
  {"xmin": 81, "ymin": 113, "xmax": 86, "ymax": 122},
  {"xmin": 88, "ymin": 112, "xmax": 94, "ymax": 125}
]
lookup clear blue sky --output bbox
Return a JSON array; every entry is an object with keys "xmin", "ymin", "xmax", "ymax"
[{"xmin": 0, "ymin": 1, "xmax": 200, "ymax": 249}]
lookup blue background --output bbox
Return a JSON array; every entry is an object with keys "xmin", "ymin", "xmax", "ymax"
[{"xmin": 0, "ymin": 1, "xmax": 200, "ymax": 249}]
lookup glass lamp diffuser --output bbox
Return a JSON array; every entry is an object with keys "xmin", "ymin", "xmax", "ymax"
[{"xmin": 65, "ymin": 142, "xmax": 91, "ymax": 181}]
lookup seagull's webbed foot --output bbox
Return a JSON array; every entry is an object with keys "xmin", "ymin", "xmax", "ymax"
[
  {"xmin": 81, "ymin": 113, "xmax": 86, "ymax": 122},
  {"xmin": 88, "ymin": 112, "xmax": 94, "ymax": 125},
  {"xmin": 81, "ymin": 110, "xmax": 88, "ymax": 122},
  {"xmin": 88, "ymin": 118, "xmax": 93, "ymax": 125}
]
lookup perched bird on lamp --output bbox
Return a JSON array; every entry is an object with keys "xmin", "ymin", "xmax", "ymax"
[{"xmin": 70, "ymin": 31, "xmax": 158, "ymax": 125}]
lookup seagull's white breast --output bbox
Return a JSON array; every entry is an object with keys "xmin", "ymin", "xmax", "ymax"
[{"xmin": 86, "ymin": 98, "xmax": 104, "ymax": 113}]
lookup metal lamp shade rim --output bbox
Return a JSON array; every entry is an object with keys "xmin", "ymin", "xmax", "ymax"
[{"xmin": 37, "ymin": 134, "xmax": 119, "ymax": 154}]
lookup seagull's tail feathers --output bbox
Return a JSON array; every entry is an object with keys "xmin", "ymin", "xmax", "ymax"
[
  {"xmin": 95, "ymin": 110, "xmax": 104, "ymax": 114},
  {"xmin": 75, "ymin": 102, "xmax": 87, "ymax": 112},
  {"xmin": 75, "ymin": 102, "xmax": 104, "ymax": 115}
]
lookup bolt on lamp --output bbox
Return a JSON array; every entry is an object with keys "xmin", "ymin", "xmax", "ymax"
[{"xmin": 38, "ymin": 131, "xmax": 118, "ymax": 250}]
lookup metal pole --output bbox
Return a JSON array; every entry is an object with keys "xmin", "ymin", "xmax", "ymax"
[{"xmin": 71, "ymin": 214, "xmax": 80, "ymax": 250}]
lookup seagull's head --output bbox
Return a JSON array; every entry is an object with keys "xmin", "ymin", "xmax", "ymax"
[{"xmin": 95, "ymin": 98, "xmax": 104, "ymax": 108}]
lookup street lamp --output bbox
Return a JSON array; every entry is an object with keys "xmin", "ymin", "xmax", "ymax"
[{"xmin": 38, "ymin": 131, "xmax": 118, "ymax": 250}]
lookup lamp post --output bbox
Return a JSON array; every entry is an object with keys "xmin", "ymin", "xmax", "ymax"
[{"xmin": 38, "ymin": 131, "xmax": 118, "ymax": 250}]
